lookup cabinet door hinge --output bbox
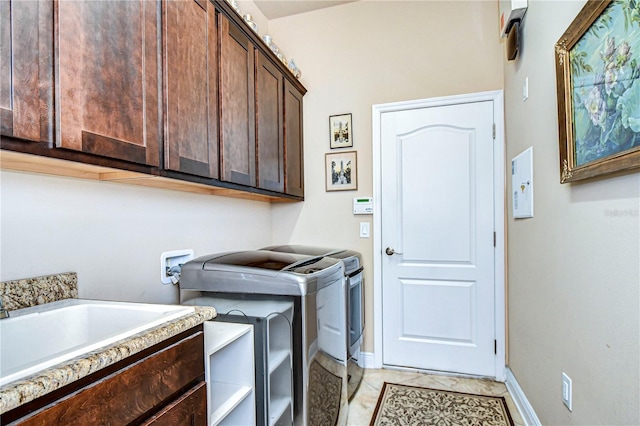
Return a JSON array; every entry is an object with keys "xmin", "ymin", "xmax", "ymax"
[
  {"xmin": 492, "ymin": 123, "xmax": 496, "ymax": 139},
  {"xmin": 493, "ymin": 232, "xmax": 496, "ymax": 247},
  {"xmin": 494, "ymin": 340, "xmax": 497, "ymax": 354}
]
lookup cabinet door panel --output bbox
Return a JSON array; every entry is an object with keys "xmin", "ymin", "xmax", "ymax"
[
  {"xmin": 164, "ymin": 0, "xmax": 218, "ymax": 178},
  {"xmin": 0, "ymin": 0, "xmax": 53, "ymax": 142},
  {"xmin": 284, "ymin": 80, "xmax": 304, "ymax": 197},
  {"xmin": 142, "ymin": 381, "xmax": 207, "ymax": 426},
  {"xmin": 220, "ymin": 15, "xmax": 255, "ymax": 186},
  {"xmin": 56, "ymin": 0, "xmax": 160, "ymax": 166},
  {"xmin": 256, "ymin": 52, "xmax": 284, "ymax": 192}
]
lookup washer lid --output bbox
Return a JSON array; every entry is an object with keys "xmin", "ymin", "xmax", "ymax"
[
  {"xmin": 202, "ymin": 250, "xmax": 339, "ymax": 274},
  {"xmin": 261, "ymin": 245, "xmax": 338, "ymax": 257},
  {"xmin": 262, "ymin": 245, "xmax": 362, "ymax": 273}
]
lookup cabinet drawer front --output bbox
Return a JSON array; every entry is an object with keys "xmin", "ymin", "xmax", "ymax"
[
  {"xmin": 17, "ymin": 332, "xmax": 204, "ymax": 426},
  {"xmin": 141, "ymin": 381, "xmax": 207, "ymax": 426}
]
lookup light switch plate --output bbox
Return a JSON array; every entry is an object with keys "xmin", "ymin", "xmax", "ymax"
[
  {"xmin": 562, "ymin": 372, "xmax": 572, "ymax": 411},
  {"xmin": 360, "ymin": 222, "xmax": 370, "ymax": 238}
]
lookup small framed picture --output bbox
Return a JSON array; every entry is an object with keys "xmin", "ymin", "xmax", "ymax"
[
  {"xmin": 325, "ymin": 151, "xmax": 357, "ymax": 191},
  {"xmin": 329, "ymin": 113, "xmax": 353, "ymax": 149}
]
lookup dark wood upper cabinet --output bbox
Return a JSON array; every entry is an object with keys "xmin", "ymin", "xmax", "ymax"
[
  {"xmin": 163, "ymin": 0, "xmax": 218, "ymax": 179},
  {"xmin": 0, "ymin": 0, "xmax": 53, "ymax": 143},
  {"xmin": 256, "ymin": 52, "xmax": 284, "ymax": 193},
  {"xmin": 55, "ymin": 0, "xmax": 161, "ymax": 166},
  {"xmin": 1, "ymin": 0, "xmax": 305, "ymax": 201},
  {"xmin": 284, "ymin": 80, "xmax": 304, "ymax": 197},
  {"xmin": 219, "ymin": 14, "xmax": 256, "ymax": 187}
]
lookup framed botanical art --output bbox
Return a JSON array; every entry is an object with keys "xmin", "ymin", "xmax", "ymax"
[
  {"xmin": 325, "ymin": 151, "xmax": 357, "ymax": 191},
  {"xmin": 329, "ymin": 113, "xmax": 353, "ymax": 149},
  {"xmin": 555, "ymin": 0, "xmax": 640, "ymax": 183}
]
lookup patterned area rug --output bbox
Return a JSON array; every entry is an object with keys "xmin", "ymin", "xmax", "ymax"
[{"xmin": 370, "ymin": 382, "xmax": 514, "ymax": 426}]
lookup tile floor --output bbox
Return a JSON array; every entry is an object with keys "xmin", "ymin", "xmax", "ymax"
[{"xmin": 346, "ymin": 368, "xmax": 525, "ymax": 425}]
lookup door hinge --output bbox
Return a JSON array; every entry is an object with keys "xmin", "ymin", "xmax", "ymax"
[
  {"xmin": 493, "ymin": 232, "xmax": 496, "ymax": 247},
  {"xmin": 492, "ymin": 123, "xmax": 496, "ymax": 139},
  {"xmin": 494, "ymin": 340, "xmax": 497, "ymax": 354}
]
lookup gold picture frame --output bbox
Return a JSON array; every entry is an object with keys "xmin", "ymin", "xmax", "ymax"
[
  {"xmin": 325, "ymin": 151, "xmax": 357, "ymax": 191},
  {"xmin": 555, "ymin": 0, "xmax": 640, "ymax": 183}
]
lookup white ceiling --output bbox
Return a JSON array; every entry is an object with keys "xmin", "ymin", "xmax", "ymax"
[{"xmin": 253, "ymin": 0, "xmax": 357, "ymax": 20}]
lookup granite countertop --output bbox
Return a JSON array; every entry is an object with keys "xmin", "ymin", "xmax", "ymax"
[
  {"xmin": 0, "ymin": 305, "xmax": 216, "ymax": 414},
  {"xmin": 0, "ymin": 272, "xmax": 217, "ymax": 415}
]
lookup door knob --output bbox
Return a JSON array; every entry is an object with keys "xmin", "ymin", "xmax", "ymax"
[{"xmin": 385, "ymin": 247, "xmax": 395, "ymax": 256}]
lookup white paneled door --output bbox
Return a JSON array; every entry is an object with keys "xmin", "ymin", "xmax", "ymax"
[{"xmin": 380, "ymin": 100, "xmax": 496, "ymax": 377}]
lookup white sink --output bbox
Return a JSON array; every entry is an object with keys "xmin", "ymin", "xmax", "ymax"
[{"xmin": 0, "ymin": 299, "xmax": 194, "ymax": 387}]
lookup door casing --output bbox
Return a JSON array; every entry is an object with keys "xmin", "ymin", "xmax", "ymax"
[{"xmin": 371, "ymin": 90, "xmax": 506, "ymax": 381}]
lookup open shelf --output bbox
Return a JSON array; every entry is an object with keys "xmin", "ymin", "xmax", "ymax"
[
  {"xmin": 204, "ymin": 322, "xmax": 255, "ymax": 426},
  {"xmin": 197, "ymin": 298, "xmax": 293, "ymax": 426},
  {"xmin": 268, "ymin": 358, "xmax": 293, "ymax": 425},
  {"xmin": 269, "ymin": 399, "xmax": 292, "ymax": 426},
  {"xmin": 216, "ymin": 393, "xmax": 255, "ymax": 426},
  {"xmin": 268, "ymin": 349, "xmax": 290, "ymax": 375},
  {"xmin": 210, "ymin": 383, "xmax": 253, "ymax": 425}
]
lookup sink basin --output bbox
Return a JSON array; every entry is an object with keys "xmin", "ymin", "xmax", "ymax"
[{"xmin": 0, "ymin": 299, "xmax": 194, "ymax": 387}]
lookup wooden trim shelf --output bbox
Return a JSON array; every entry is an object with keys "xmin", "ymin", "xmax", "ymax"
[{"xmin": 0, "ymin": 149, "xmax": 300, "ymax": 203}]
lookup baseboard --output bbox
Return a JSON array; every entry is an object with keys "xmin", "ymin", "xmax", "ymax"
[
  {"xmin": 505, "ymin": 367, "xmax": 542, "ymax": 426},
  {"xmin": 359, "ymin": 351, "xmax": 376, "ymax": 369}
]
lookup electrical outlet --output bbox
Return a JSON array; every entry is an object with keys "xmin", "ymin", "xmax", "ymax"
[
  {"xmin": 160, "ymin": 249, "xmax": 194, "ymax": 285},
  {"xmin": 562, "ymin": 372, "xmax": 572, "ymax": 411}
]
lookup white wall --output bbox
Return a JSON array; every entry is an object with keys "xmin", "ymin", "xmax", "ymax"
[
  {"xmin": 0, "ymin": 170, "xmax": 272, "ymax": 304},
  {"xmin": 504, "ymin": 1, "xmax": 640, "ymax": 424},
  {"xmin": 268, "ymin": 0, "xmax": 504, "ymax": 352}
]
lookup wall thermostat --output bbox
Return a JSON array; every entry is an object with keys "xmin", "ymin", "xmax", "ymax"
[{"xmin": 353, "ymin": 197, "xmax": 373, "ymax": 215}]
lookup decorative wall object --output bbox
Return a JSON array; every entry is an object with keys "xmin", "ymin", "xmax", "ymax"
[
  {"xmin": 225, "ymin": 0, "xmax": 240, "ymax": 15},
  {"xmin": 329, "ymin": 113, "xmax": 353, "ymax": 149},
  {"xmin": 512, "ymin": 147, "xmax": 534, "ymax": 218},
  {"xmin": 325, "ymin": 151, "xmax": 357, "ymax": 191},
  {"xmin": 555, "ymin": 0, "xmax": 640, "ymax": 183},
  {"xmin": 243, "ymin": 14, "xmax": 258, "ymax": 33}
]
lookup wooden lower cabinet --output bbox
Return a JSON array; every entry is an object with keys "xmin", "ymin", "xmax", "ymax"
[{"xmin": 3, "ymin": 327, "xmax": 206, "ymax": 426}]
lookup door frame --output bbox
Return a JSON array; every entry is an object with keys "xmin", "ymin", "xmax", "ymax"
[{"xmin": 371, "ymin": 90, "xmax": 506, "ymax": 381}]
